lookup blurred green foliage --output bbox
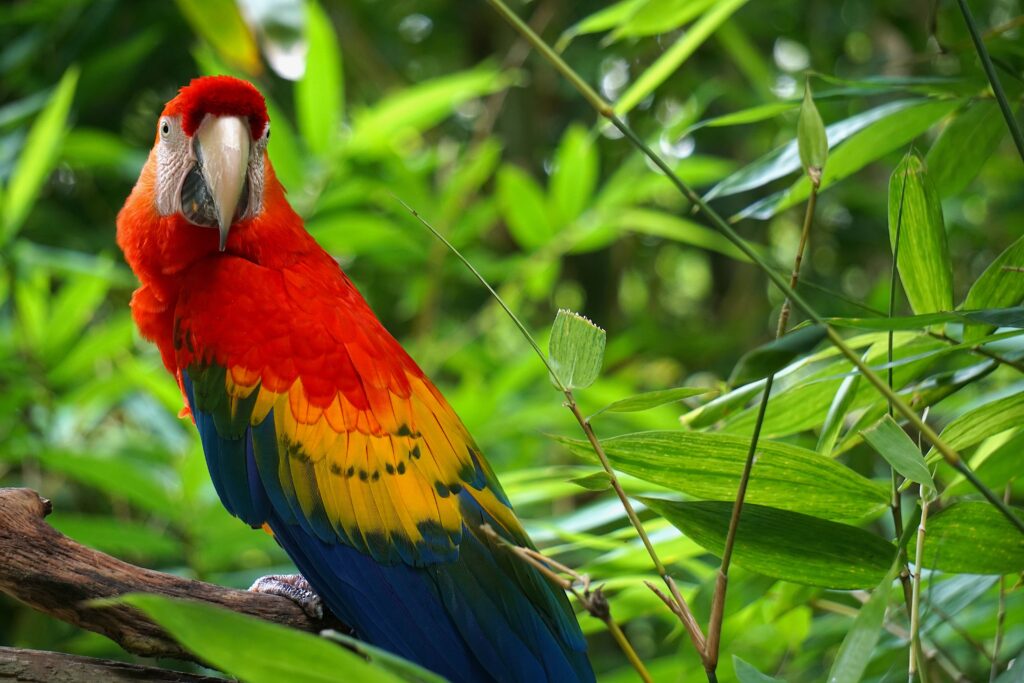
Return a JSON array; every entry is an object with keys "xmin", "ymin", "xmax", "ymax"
[{"xmin": 1, "ymin": 0, "xmax": 1023, "ymax": 681}]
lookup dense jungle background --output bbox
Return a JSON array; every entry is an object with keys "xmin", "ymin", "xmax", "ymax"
[{"xmin": 1, "ymin": 0, "xmax": 1023, "ymax": 681}]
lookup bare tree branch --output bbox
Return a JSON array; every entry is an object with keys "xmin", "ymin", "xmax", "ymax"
[
  {"xmin": 0, "ymin": 487, "xmax": 347, "ymax": 664},
  {"xmin": 0, "ymin": 647, "xmax": 222, "ymax": 683}
]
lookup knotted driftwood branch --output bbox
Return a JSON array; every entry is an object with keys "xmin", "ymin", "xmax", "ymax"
[{"xmin": 0, "ymin": 487, "xmax": 343, "ymax": 671}]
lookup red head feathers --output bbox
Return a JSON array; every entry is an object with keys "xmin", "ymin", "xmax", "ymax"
[{"xmin": 162, "ymin": 75, "xmax": 269, "ymax": 139}]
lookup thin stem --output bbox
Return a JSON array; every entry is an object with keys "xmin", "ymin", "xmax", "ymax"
[
  {"xmin": 926, "ymin": 330, "xmax": 1024, "ymax": 374},
  {"xmin": 483, "ymin": 0, "xmax": 1024, "ymax": 534},
  {"xmin": 956, "ymin": 0, "xmax": 1024, "ymax": 165},
  {"xmin": 910, "ymin": 495, "xmax": 930, "ymax": 683},
  {"xmin": 990, "ymin": 484, "xmax": 1011, "ymax": 682},
  {"xmin": 607, "ymin": 620, "xmax": 654, "ymax": 683}
]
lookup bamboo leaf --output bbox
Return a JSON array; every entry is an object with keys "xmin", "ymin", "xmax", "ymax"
[
  {"xmin": 910, "ymin": 502, "xmax": 1024, "ymax": 574},
  {"xmin": 549, "ymin": 309, "xmax": 606, "ymax": 389},
  {"xmin": 296, "ymin": 0, "xmax": 344, "ymax": 157},
  {"xmin": 816, "ymin": 355, "xmax": 863, "ymax": 455},
  {"xmin": 826, "ymin": 565, "xmax": 898, "ymax": 683},
  {"xmin": 550, "ymin": 124, "xmax": 598, "ymax": 224},
  {"xmin": 797, "ymin": 80, "xmax": 827, "ymax": 181},
  {"xmin": 860, "ymin": 415, "xmax": 935, "ymax": 489},
  {"xmin": 556, "ymin": 431, "xmax": 890, "ymax": 521},
  {"xmin": 1, "ymin": 67, "xmax": 79, "ymax": 244},
  {"xmin": 590, "ymin": 386, "xmax": 712, "ymax": 418},
  {"xmin": 107, "ymin": 594, "xmax": 405, "ymax": 683},
  {"xmin": 641, "ymin": 498, "xmax": 895, "ymax": 588},
  {"xmin": 926, "ymin": 100, "xmax": 1005, "ymax": 197},
  {"xmin": 496, "ymin": 165, "xmax": 555, "ymax": 250},
  {"xmin": 729, "ymin": 325, "xmax": 827, "ymax": 386},
  {"xmin": 961, "ymin": 234, "xmax": 1024, "ymax": 342},
  {"xmin": 925, "ymin": 391, "xmax": 1024, "ymax": 461},
  {"xmin": 615, "ymin": 0, "xmax": 749, "ymax": 115},
  {"xmin": 176, "ymin": 0, "xmax": 262, "ymax": 75},
  {"xmin": 570, "ymin": 471, "xmax": 613, "ymax": 491},
  {"xmin": 733, "ymin": 655, "xmax": 786, "ymax": 683}
]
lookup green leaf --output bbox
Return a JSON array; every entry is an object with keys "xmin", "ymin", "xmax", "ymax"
[
  {"xmin": 641, "ymin": 498, "xmax": 895, "ymax": 588},
  {"xmin": 550, "ymin": 124, "xmax": 598, "ymax": 224},
  {"xmin": 556, "ymin": 431, "xmax": 889, "ymax": 521},
  {"xmin": 797, "ymin": 80, "xmax": 827, "ymax": 180},
  {"xmin": 109, "ymin": 594, "xmax": 404, "ymax": 683},
  {"xmin": 322, "ymin": 631, "xmax": 447, "ymax": 683},
  {"xmin": 733, "ymin": 655, "xmax": 786, "ymax": 683},
  {"xmin": 926, "ymin": 100, "xmax": 1005, "ymax": 198},
  {"xmin": 822, "ymin": 307, "xmax": 1024, "ymax": 331},
  {"xmin": 569, "ymin": 471, "xmax": 613, "ymax": 491},
  {"xmin": 606, "ymin": 208, "xmax": 752, "ymax": 261},
  {"xmin": 348, "ymin": 65, "xmax": 511, "ymax": 156},
  {"xmin": 925, "ymin": 390, "xmax": 1024, "ymax": 462},
  {"xmin": 50, "ymin": 514, "xmax": 183, "ymax": 561},
  {"xmin": 176, "ymin": 0, "xmax": 261, "ymax": 74},
  {"xmin": 729, "ymin": 325, "xmax": 827, "ymax": 386},
  {"xmin": 548, "ymin": 309, "xmax": 606, "ymax": 390},
  {"xmin": 826, "ymin": 564, "xmax": 898, "ymax": 683},
  {"xmin": 910, "ymin": 502, "xmax": 1024, "ymax": 574},
  {"xmin": 738, "ymin": 98, "xmax": 959, "ymax": 220},
  {"xmin": 961, "ymin": 234, "xmax": 1024, "ymax": 342},
  {"xmin": 615, "ymin": 0, "xmax": 749, "ymax": 116},
  {"xmin": 590, "ymin": 386, "xmax": 712, "ymax": 418},
  {"xmin": 557, "ymin": 0, "xmax": 645, "ymax": 49},
  {"xmin": 296, "ymin": 0, "xmax": 343, "ymax": 157},
  {"xmin": 607, "ymin": 0, "xmax": 718, "ymax": 41},
  {"xmin": 1, "ymin": 67, "xmax": 79, "ymax": 244},
  {"xmin": 497, "ymin": 165, "xmax": 555, "ymax": 250},
  {"xmin": 860, "ymin": 415, "xmax": 935, "ymax": 489},
  {"xmin": 816, "ymin": 354, "xmax": 863, "ymax": 455},
  {"xmin": 888, "ymin": 152, "xmax": 953, "ymax": 315}
]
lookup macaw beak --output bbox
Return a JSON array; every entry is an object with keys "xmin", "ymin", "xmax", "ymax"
[{"xmin": 196, "ymin": 116, "xmax": 250, "ymax": 251}]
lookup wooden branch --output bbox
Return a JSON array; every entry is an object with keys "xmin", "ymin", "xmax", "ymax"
[
  {"xmin": 0, "ymin": 487, "xmax": 346, "ymax": 664},
  {"xmin": 0, "ymin": 647, "xmax": 222, "ymax": 683}
]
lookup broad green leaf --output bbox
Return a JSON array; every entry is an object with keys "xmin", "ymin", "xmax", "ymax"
[
  {"xmin": 705, "ymin": 100, "xmax": 916, "ymax": 201},
  {"xmin": 797, "ymin": 80, "xmax": 827, "ymax": 179},
  {"xmin": 550, "ymin": 124, "xmax": 598, "ymax": 224},
  {"xmin": 926, "ymin": 100, "xmax": 1005, "ymax": 197},
  {"xmin": 606, "ymin": 208, "xmax": 752, "ymax": 261},
  {"xmin": 556, "ymin": 431, "xmax": 889, "ymax": 521},
  {"xmin": 945, "ymin": 429, "xmax": 1024, "ymax": 496},
  {"xmin": 557, "ymin": 0, "xmax": 645, "ymax": 49},
  {"xmin": 570, "ymin": 471, "xmax": 613, "ymax": 491},
  {"xmin": 2, "ymin": 67, "xmax": 79, "ymax": 244},
  {"xmin": 642, "ymin": 498, "xmax": 895, "ymax": 588},
  {"xmin": 322, "ymin": 631, "xmax": 446, "ymax": 683},
  {"xmin": 729, "ymin": 325, "xmax": 827, "ymax": 386},
  {"xmin": 590, "ymin": 386, "xmax": 712, "ymax": 418},
  {"xmin": 41, "ymin": 268, "xmax": 113, "ymax": 360},
  {"xmin": 348, "ymin": 65, "xmax": 511, "ymax": 156},
  {"xmin": 961, "ymin": 234, "xmax": 1024, "ymax": 342},
  {"xmin": 176, "ymin": 0, "xmax": 262, "ymax": 75},
  {"xmin": 496, "ymin": 165, "xmax": 555, "ymax": 250},
  {"xmin": 50, "ymin": 514, "xmax": 183, "ymax": 560},
  {"xmin": 910, "ymin": 502, "xmax": 1024, "ymax": 574},
  {"xmin": 110, "ymin": 594, "xmax": 404, "ymax": 683},
  {"xmin": 738, "ymin": 99, "xmax": 960, "ymax": 220},
  {"xmin": 608, "ymin": 0, "xmax": 717, "ymax": 41},
  {"xmin": 615, "ymin": 0, "xmax": 749, "ymax": 115},
  {"xmin": 826, "ymin": 565, "xmax": 898, "ymax": 683},
  {"xmin": 925, "ymin": 390, "xmax": 1024, "ymax": 461},
  {"xmin": 860, "ymin": 415, "xmax": 935, "ymax": 489},
  {"xmin": 816, "ymin": 354, "xmax": 863, "ymax": 455},
  {"xmin": 733, "ymin": 655, "xmax": 785, "ymax": 683},
  {"xmin": 296, "ymin": 0, "xmax": 343, "ymax": 157},
  {"xmin": 549, "ymin": 309, "xmax": 606, "ymax": 390},
  {"xmin": 888, "ymin": 152, "xmax": 953, "ymax": 315}
]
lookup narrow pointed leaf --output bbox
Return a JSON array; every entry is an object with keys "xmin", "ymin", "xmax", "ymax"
[
  {"xmin": 926, "ymin": 100, "xmax": 1005, "ymax": 198},
  {"xmin": 925, "ymin": 391, "xmax": 1024, "ymax": 461},
  {"xmin": 860, "ymin": 415, "xmax": 935, "ymax": 489},
  {"xmin": 641, "ymin": 498, "xmax": 895, "ymax": 588},
  {"xmin": 729, "ymin": 325, "xmax": 827, "ymax": 386},
  {"xmin": 549, "ymin": 309, "xmax": 606, "ymax": 389},
  {"xmin": 176, "ymin": 0, "xmax": 262, "ymax": 75},
  {"xmin": 797, "ymin": 80, "xmax": 827, "ymax": 179},
  {"xmin": 734, "ymin": 656, "xmax": 786, "ymax": 683},
  {"xmin": 555, "ymin": 431, "xmax": 889, "ymax": 521},
  {"xmin": 296, "ymin": 0, "xmax": 344, "ymax": 156},
  {"xmin": 817, "ymin": 356, "xmax": 863, "ymax": 455},
  {"xmin": 826, "ymin": 565, "xmax": 898, "ymax": 683},
  {"xmin": 888, "ymin": 152, "xmax": 953, "ymax": 315},
  {"xmin": 961, "ymin": 234, "xmax": 1024, "ymax": 342},
  {"xmin": 497, "ymin": 164, "xmax": 555, "ymax": 250},
  {"xmin": 591, "ymin": 386, "xmax": 712, "ymax": 418},
  {"xmin": 550, "ymin": 124, "xmax": 598, "ymax": 224}
]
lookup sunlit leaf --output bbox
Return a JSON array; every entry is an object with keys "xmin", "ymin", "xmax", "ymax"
[
  {"xmin": 888, "ymin": 152, "xmax": 953, "ymax": 315},
  {"xmin": 961, "ymin": 234, "xmax": 1024, "ymax": 342},
  {"xmin": 322, "ymin": 631, "xmax": 446, "ymax": 683},
  {"xmin": 550, "ymin": 124, "xmax": 598, "ymax": 224},
  {"xmin": 107, "ymin": 594, "xmax": 404, "ymax": 683},
  {"xmin": 549, "ymin": 309, "xmax": 606, "ymax": 390},
  {"xmin": 860, "ymin": 415, "xmax": 935, "ymax": 489},
  {"xmin": 926, "ymin": 100, "xmax": 1005, "ymax": 198},
  {"xmin": 557, "ymin": 0, "xmax": 644, "ymax": 49},
  {"xmin": 608, "ymin": 0, "xmax": 717, "ymax": 42},
  {"xmin": 570, "ymin": 471, "xmax": 613, "ymax": 491},
  {"xmin": 1, "ymin": 66, "xmax": 79, "ymax": 245},
  {"xmin": 826, "ymin": 565, "xmax": 898, "ymax": 683},
  {"xmin": 816, "ymin": 352, "xmax": 863, "ymax": 455},
  {"xmin": 910, "ymin": 502, "xmax": 1024, "ymax": 575},
  {"xmin": 925, "ymin": 390, "xmax": 1024, "ymax": 462},
  {"xmin": 176, "ymin": 0, "xmax": 262, "ymax": 75},
  {"xmin": 615, "ymin": 0, "xmax": 749, "ymax": 116},
  {"xmin": 296, "ymin": 0, "xmax": 343, "ymax": 156},
  {"xmin": 556, "ymin": 431, "xmax": 889, "ymax": 521},
  {"xmin": 642, "ymin": 498, "xmax": 895, "ymax": 588},
  {"xmin": 606, "ymin": 208, "xmax": 752, "ymax": 261},
  {"xmin": 590, "ymin": 386, "xmax": 712, "ymax": 418},
  {"xmin": 496, "ymin": 164, "xmax": 555, "ymax": 250}
]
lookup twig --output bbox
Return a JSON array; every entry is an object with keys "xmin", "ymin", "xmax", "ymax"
[
  {"xmin": 926, "ymin": 330, "xmax": 1024, "ymax": 374},
  {"xmin": 482, "ymin": 0, "xmax": 1024, "ymax": 536},
  {"xmin": 990, "ymin": 485, "xmax": 1011, "ymax": 682},
  {"xmin": 480, "ymin": 525, "xmax": 654, "ymax": 683},
  {"xmin": 0, "ymin": 647, "xmax": 222, "ymax": 683},
  {"xmin": 1001, "ymin": 266, "xmax": 1024, "ymax": 273},
  {"xmin": 910, "ymin": 495, "xmax": 930, "ymax": 683},
  {"xmin": 0, "ymin": 487, "xmax": 342, "ymax": 664},
  {"xmin": 956, "ymin": 0, "xmax": 1024, "ymax": 165}
]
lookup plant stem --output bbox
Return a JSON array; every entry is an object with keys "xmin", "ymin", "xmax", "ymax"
[
  {"xmin": 607, "ymin": 620, "xmax": 654, "ymax": 683},
  {"xmin": 706, "ymin": 184, "xmax": 818, "ymax": 672},
  {"xmin": 990, "ymin": 484, "xmax": 1011, "ymax": 682},
  {"xmin": 956, "ymin": 0, "xmax": 1024, "ymax": 165},
  {"xmin": 483, "ymin": 0, "xmax": 1023, "ymax": 537},
  {"xmin": 909, "ymin": 495, "xmax": 930, "ymax": 683}
]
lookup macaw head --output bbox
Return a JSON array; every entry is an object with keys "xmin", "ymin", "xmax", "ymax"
[{"xmin": 152, "ymin": 75, "xmax": 271, "ymax": 251}]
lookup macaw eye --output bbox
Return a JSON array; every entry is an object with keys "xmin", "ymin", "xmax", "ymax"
[{"xmin": 160, "ymin": 120, "xmax": 170, "ymax": 137}]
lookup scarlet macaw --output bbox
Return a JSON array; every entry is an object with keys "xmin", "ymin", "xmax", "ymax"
[{"xmin": 117, "ymin": 76, "xmax": 594, "ymax": 682}]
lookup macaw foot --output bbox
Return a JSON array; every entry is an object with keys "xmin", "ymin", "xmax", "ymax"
[{"xmin": 249, "ymin": 573, "xmax": 324, "ymax": 620}]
